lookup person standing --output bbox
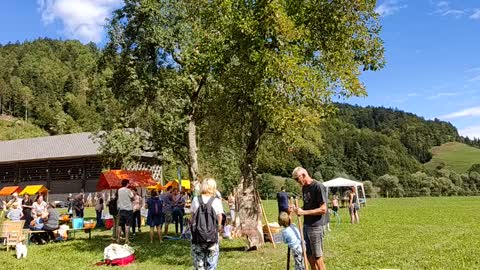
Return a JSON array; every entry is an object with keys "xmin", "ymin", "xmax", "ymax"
[
  {"xmin": 160, "ymin": 186, "xmax": 174, "ymax": 235},
  {"xmin": 74, "ymin": 193, "xmax": 85, "ymax": 218},
  {"xmin": 277, "ymin": 186, "xmax": 289, "ymax": 214},
  {"xmin": 227, "ymin": 193, "xmax": 236, "ymax": 223},
  {"xmin": 108, "ymin": 191, "xmax": 119, "ymax": 241},
  {"xmin": 117, "ymin": 179, "xmax": 134, "ymax": 245},
  {"xmin": 348, "ymin": 187, "xmax": 360, "ymax": 224},
  {"xmin": 279, "ymin": 211, "xmax": 305, "ymax": 270},
  {"xmin": 67, "ymin": 193, "xmax": 74, "ymax": 217},
  {"xmin": 292, "ymin": 167, "xmax": 328, "ymax": 270},
  {"xmin": 95, "ymin": 194, "xmax": 104, "ymax": 228},
  {"xmin": 172, "ymin": 188, "xmax": 186, "ymax": 235},
  {"xmin": 22, "ymin": 194, "xmax": 34, "ymax": 228},
  {"xmin": 190, "ymin": 178, "xmax": 224, "ymax": 270},
  {"xmin": 131, "ymin": 189, "xmax": 142, "ymax": 235},
  {"xmin": 146, "ymin": 190, "xmax": 164, "ymax": 243}
]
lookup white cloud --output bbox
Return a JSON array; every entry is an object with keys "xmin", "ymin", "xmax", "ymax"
[
  {"xmin": 459, "ymin": 125, "xmax": 480, "ymax": 139},
  {"xmin": 470, "ymin": 9, "xmax": 480, "ymax": 20},
  {"xmin": 427, "ymin": 92, "xmax": 459, "ymax": 100},
  {"xmin": 433, "ymin": 1, "xmax": 466, "ymax": 18},
  {"xmin": 468, "ymin": 75, "xmax": 480, "ymax": 82},
  {"xmin": 441, "ymin": 106, "xmax": 480, "ymax": 119},
  {"xmin": 407, "ymin": 93, "xmax": 419, "ymax": 97},
  {"xmin": 375, "ymin": 0, "xmax": 407, "ymax": 17},
  {"xmin": 37, "ymin": 0, "xmax": 122, "ymax": 43}
]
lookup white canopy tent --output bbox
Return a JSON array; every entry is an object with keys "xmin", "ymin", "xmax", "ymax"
[{"xmin": 323, "ymin": 177, "xmax": 367, "ymax": 207}]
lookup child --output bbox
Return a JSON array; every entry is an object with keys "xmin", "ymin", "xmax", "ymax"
[
  {"xmin": 326, "ymin": 194, "xmax": 340, "ymax": 232},
  {"xmin": 29, "ymin": 212, "xmax": 45, "ymax": 244},
  {"xmin": 279, "ymin": 211, "xmax": 305, "ymax": 270},
  {"xmin": 7, "ymin": 202, "xmax": 24, "ymax": 221},
  {"xmin": 30, "ymin": 212, "xmax": 45, "ymax": 230},
  {"xmin": 332, "ymin": 194, "xmax": 339, "ymax": 215},
  {"xmin": 222, "ymin": 218, "xmax": 233, "ymax": 239}
]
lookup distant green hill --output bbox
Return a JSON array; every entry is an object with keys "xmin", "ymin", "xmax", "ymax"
[
  {"xmin": 0, "ymin": 116, "xmax": 47, "ymax": 140},
  {"xmin": 425, "ymin": 142, "xmax": 480, "ymax": 173}
]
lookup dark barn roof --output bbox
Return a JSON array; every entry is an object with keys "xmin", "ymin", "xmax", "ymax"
[{"xmin": 0, "ymin": 132, "xmax": 100, "ymax": 164}]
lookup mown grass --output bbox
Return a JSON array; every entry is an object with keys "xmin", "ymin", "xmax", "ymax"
[
  {"xmin": 425, "ymin": 142, "xmax": 480, "ymax": 173},
  {"xmin": 1, "ymin": 197, "xmax": 480, "ymax": 269}
]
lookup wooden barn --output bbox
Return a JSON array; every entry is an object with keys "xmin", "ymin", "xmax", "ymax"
[{"xmin": 0, "ymin": 133, "xmax": 162, "ymax": 195}]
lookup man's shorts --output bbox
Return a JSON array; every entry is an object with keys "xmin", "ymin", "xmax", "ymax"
[
  {"xmin": 118, "ymin": 210, "xmax": 133, "ymax": 227},
  {"xmin": 163, "ymin": 211, "xmax": 173, "ymax": 224},
  {"xmin": 304, "ymin": 225, "xmax": 324, "ymax": 258}
]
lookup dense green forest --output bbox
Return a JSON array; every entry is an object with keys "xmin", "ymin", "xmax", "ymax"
[{"xmin": 1, "ymin": 39, "xmax": 479, "ymax": 198}]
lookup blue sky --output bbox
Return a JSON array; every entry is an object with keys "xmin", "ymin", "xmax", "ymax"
[{"xmin": 1, "ymin": 0, "xmax": 480, "ymax": 138}]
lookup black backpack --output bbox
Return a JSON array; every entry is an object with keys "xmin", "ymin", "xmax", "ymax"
[
  {"xmin": 191, "ymin": 196, "xmax": 218, "ymax": 244},
  {"xmin": 108, "ymin": 198, "xmax": 118, "ymax": 216}
]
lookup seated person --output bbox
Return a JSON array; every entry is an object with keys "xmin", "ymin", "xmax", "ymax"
[
  {"xmin": 41, "ymin": 202, "xmax": 60, "ymax": 242},
  {"xmin": 7, "ymin": 202, "xmax": 24, "ymax": 221},
  {"xmin": 29, "ymin": 213, "xmax": 45, "ymax": 244}
]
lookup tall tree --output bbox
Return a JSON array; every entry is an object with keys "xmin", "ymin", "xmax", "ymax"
[
  {"xmin": 104, "ymin": 0, "xmax": 230, "ymax": 181},
  {"xmin": 208, "ymin": 0, "xmax": 384, "ymax": 247}
]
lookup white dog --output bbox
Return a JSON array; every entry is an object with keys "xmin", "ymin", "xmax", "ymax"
[{"xmin": 15, "ymin": 243, "xmax": 27, "ymax": 259}]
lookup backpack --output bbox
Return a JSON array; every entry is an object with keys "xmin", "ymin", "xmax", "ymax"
[
  {"xmin": 149, "ymin": 198, "xmax": 163, "ymax": 216},
  {"xmin": 108, "ymin": 198, "xmax": 118, "ymax": 216},
  {"xmin": 191, "ymin": 196, "xmax": 218, "ymax": 244}
]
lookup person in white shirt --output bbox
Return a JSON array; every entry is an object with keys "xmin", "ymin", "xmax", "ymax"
[
  {"xmin": 31, "ymin": 195, "xmax": 48, "ymax": 217},
  {"xmin": 117, "ymin": 179, "xmax": 134, "ymax": 245}
]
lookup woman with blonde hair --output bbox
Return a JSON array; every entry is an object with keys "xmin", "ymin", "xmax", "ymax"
[{"xmin": 190, "ymin": 178, "xmax": 224, "ymax": 270}]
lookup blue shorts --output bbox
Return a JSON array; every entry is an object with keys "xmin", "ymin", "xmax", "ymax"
[{"xmin": 147, "ymin": 214, "xmax": 163, "ymax": 227}]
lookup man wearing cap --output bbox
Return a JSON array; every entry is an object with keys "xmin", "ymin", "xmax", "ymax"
[
  {"xmin": 8, "ymin": 192, "xmax": 23, "ymax": 211},
  {"xmin": 292, "ymin": 167, "xmax": 328, "ymax": 270}
]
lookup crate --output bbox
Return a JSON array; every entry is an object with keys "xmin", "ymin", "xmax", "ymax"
[
  {"xmin": 72, "ymin": 218, "xmax": 84, "ymax": 229},
  {"xmin": 264, "ymin": 233, "xmax": 283, "ymax": 244},
  {"xmin": 262, "ymin": 224, "xmax": 281, "ymax": 234}
]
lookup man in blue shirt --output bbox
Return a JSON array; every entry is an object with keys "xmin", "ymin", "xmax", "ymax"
[{"xmin": 277, "ymin": 186, "xmax": 289, "ymax": 214}]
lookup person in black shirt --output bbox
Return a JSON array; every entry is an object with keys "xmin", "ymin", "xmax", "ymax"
[
  {"xmin": 276, "ymin": 186, "xmax": 289, "ymax": 213},
  {"xmin": 292, "ymin": 167, "xmax": 327, "ymax": 270}
]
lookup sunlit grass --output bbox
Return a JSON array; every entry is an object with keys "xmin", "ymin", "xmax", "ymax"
[{"xmin": 2, "ymin": 197, "xmax": 480, "ymax": 269}]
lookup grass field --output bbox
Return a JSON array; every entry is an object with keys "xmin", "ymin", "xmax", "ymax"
[
  {"xmin": 2, "ymin": 197, "xmax": 480, "ymax": 270},
  {"xmin": 425, "ymin": 142, "xmax": 480, "ymax": 173}
]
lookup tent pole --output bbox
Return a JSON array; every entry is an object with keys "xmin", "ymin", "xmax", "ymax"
[{"xmin": 362, "ymin": 184, "xmax": 366, "ymax": 207}]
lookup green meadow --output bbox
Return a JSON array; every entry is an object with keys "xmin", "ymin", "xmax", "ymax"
[
  {"xmin": 2, "ymin": 197, "xmax": 480, "ymax": 270},
  {"xmin": 425, "ymin": 142, "xmax": 480, "ymax": 173}
]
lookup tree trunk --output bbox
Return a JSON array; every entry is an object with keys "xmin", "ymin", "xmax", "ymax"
[
  {"xmin": 236, "ymin": 113, "xmax": 266, "ymax": 249},
  {"xmin": 187, "ymin": 115, "xmax": 198, "ymax": 182}
]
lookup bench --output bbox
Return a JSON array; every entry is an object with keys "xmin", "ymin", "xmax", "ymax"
[{"xmin": 24, "ymin": 228, "xmax": 92, "ymax": 245}]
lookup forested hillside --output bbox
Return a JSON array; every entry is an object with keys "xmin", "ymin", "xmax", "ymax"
[
  {"xmin": 0, "ymin": 39, "xmax": 113, "ymax": 134},
  {"xmin": 1, "ymin": 39, "xmax": 479, "ymax": 198}
]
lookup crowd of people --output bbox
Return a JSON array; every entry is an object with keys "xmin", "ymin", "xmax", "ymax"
[
  {"xmin": 2, "ymin": 192, "xmax": 60, "ymax": 244},
  {"xmin": 1, "ymin": 168, "xmax": 345, "ymax": 270}
]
